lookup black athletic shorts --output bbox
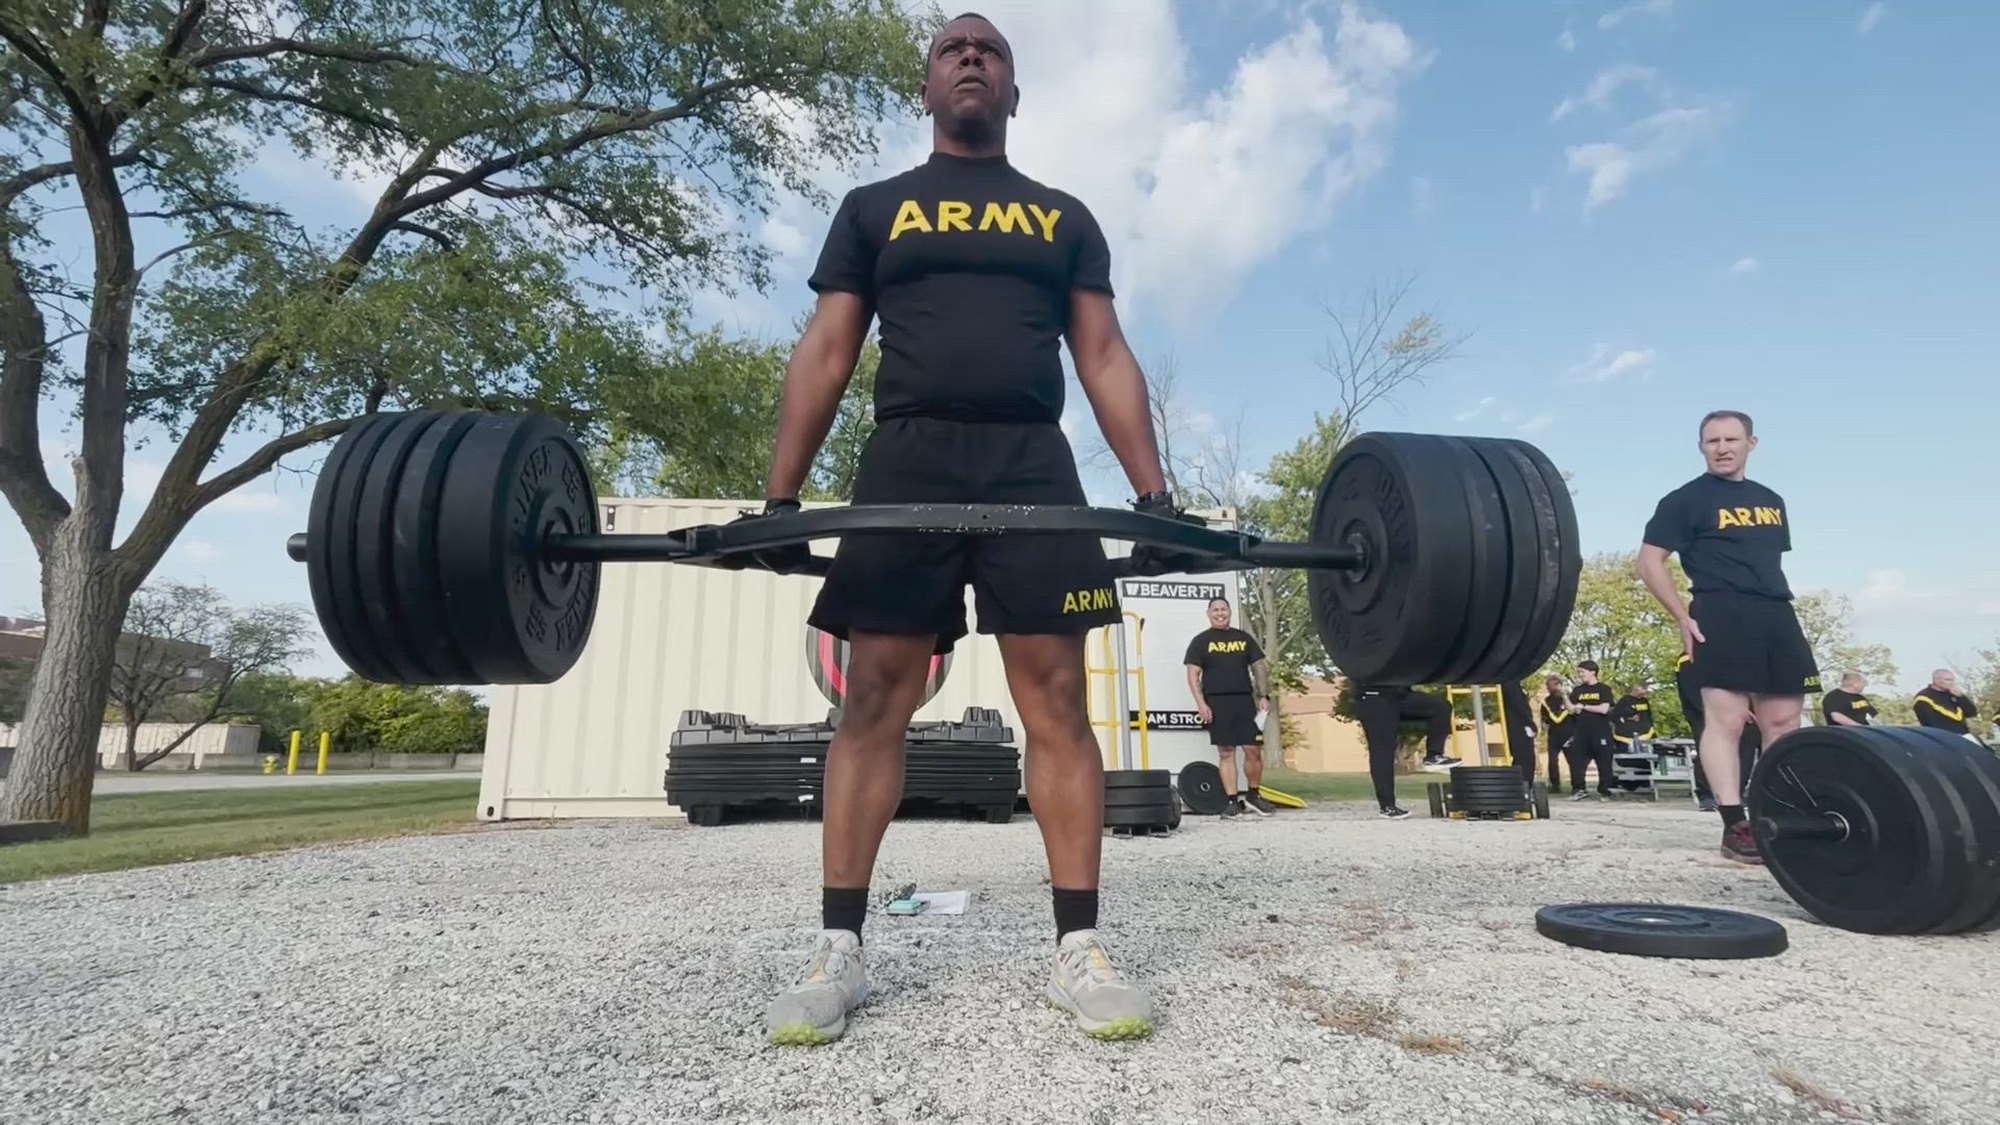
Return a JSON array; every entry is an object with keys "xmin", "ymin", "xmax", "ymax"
[
  {"xmin": 1684, "ymin": 590, "xmax": 1821, "ymax": 697},
  {"xmin": 807, "ymin": 417, "xmax": 1122, "ymax": 653},
  {"xmin": 1206, "ymin": 693, "xmax": 1261, "ymax": 747}
]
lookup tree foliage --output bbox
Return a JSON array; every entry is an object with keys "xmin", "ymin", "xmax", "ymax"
[
  {"xmin": 1793, "ymin": 591, "xmax": 1899, "ymax": 689},
  {"xmin": 108, "ymin": 580, "xmax": 315, "ymax": 769},
  {"xmin": 0, "ymin": 0, "xmax": 933, "ymax": 828},
  {"xmin": 297, "ymin": 676, "xmax": 487, "ymax": 756},
  {"xmin": 589, "ymin": 327, "xmax": 880, "ymax": 500}
]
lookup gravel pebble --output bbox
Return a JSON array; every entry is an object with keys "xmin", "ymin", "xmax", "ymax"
[{"xmin": 2, "ymin": 800, "xmax": 1994, "ymax": 1124}]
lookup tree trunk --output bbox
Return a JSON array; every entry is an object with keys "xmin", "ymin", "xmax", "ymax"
[
  {"xmin": 0, "ymin": 541, "xmax": 130, "ymax": 833},
  {"xmin": 122, "ymin": 720, "xmax": 140, "ymax": 772},
  {"xmin": 1258, "ymin": 568, "xmax": 1284, "ymax": 771}
]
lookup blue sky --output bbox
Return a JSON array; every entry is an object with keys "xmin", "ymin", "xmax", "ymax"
[{"xmin": 4, "ymin": 0, "xmax": 1995, "ymax": 694}]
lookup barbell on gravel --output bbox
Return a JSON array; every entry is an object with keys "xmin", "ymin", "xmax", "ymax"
[
  {"xmin": 284, "ymin": 408, "xmax": 1583, "ymax": 688},
  {"xmin": 1746, "ymin": 723, "xmax": 2000, "ymax": 936}
]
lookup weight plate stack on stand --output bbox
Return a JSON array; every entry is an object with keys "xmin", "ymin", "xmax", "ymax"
[
  {"xmin": 1747, "ymin": 724, "xmax": 2000, "ymax": 936},
  {"xmin": 1104, "ymin": 769, "xmax": 1177, "ymax": 836},
  {"xmin": 1448, "ymin": 765, "xmax": 1533, "ymax": 820},
  {"xmin": 665, "ymin": 707, "xmax": 1023, "ymax": 827}
]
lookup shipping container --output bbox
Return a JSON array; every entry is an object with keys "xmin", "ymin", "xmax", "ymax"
[{"xmin": 477, "ymin": 497, "xmax": 1243, "ymax": 821}]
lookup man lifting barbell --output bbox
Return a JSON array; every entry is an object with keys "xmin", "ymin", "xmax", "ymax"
[
  {"xmin": 740, "ymin": 11, "xmax": 1167, "ymax": 1046},
  {"xmin": 1638, "ymin": 410, "xmax": 1820, "ymax": 865}
]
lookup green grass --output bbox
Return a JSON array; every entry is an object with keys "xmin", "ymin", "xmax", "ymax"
[
  {"xmin": 0, "ymin": 780, "xmax": 484, "ymax": 884},
  {"xmin": 1253, "ymin": 769, "xmax": 1462, "ymax": 805}
]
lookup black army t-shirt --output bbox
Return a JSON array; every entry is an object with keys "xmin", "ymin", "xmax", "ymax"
[
  {"xmin": 1819, "ymin": 688, "xmax": 1877, "ymax": 726},
  {"xmin": 1642, "ymin": 473, "xmax": 1794, "ymax": 599},
  {"xmin": 1184, "ymin": 628, "xmax": 1264, "ymax": 696},
  {"xmin": 1570, "ymin": 683, "xmax": 1614, "ymax": 730},
  {"xmin": 808, "ymin": 153, "xmax": 1113, "ymax": 425}
]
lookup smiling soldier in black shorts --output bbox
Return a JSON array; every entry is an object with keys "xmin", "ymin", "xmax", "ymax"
[
  {"xmin": 1638, "ymin": 410, "xmax": 1820, "ymax": 864},
  {"xmin": 748, "ymin": 12, "xmax": 1174, "ymax": 1046},
  {"xmin": 1184, "ymin": 597, "xmax": 1273, "ymax": 817}
]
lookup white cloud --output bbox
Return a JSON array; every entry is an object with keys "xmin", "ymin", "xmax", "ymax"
[
  {"xmin": 1598, "ymin": 0, "xmax": 1672, "ymax": 31},
  {"xmin": 1730, "ymin": 256, "xmax": 1759, "ymax": 275},
  {"xmin": 1564, "ymin": 102, "xmax": 1728, "ymax": 209},
  {"xmin": 182, "ymin": 540, "xmax": 221, "ymax": 562},
  {"xmin": 1515, "ymin": 412, "xmax": 1555, "ymax": 435},
  {"xmin": 1565, "ymin": 344, "xmax": 1657, "ymax": 383},
  {"xmin": 733, "ymin": 1, "xmax": 1429, "ymax": 328},
  {"xmin": 1857, "ymin": 2, "xmax": 1888, "ymax": 34},
  {"xmin": 1455, "ymin": 395, "xmax": 1494, "ymax": 422},
  {"xmin": 1556, "ymin": 27, "xmax": 1577, "ymax": 51},
  {"xmin": 1551, "ymin": 64, "xmax": 1659, "ymax": 122}
]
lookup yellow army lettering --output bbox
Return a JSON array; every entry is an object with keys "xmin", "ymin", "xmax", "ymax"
[
  {"xmin": 1207, "ymin": 640, "xmax": 1249, "ymax": 654},
  {"xmin": 889, "ymin": 199, "xmax": 1062, "ymax": 242},
  {"xmin": 1061, "ymin": 587, "xmax": 1116, "ymax": 614},
  {"xmin": 1714, "ymin": 505, "xmax": 1785, "ymax": 529}
]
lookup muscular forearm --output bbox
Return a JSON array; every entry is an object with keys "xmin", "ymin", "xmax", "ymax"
[
  {"xmin": 1250, "ymin": 660, "xmax": 1269, "ymax": 697},
  {"xmin": 764, "ymin": 319, "xmax": 863, "ymax": 498},
  {"xmin": 1185, "ymin": 667, "xmax": 1205, "ymax": 706},
  {"xmin": 1635, "ymin": 550, "xmax": 1689, "ymax": 622},
  {"xmin": 1083, "ymin": 354, "xmax": 1167, "ymax": 495}
]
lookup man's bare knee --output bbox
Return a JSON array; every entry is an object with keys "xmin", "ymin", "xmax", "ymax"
[
  {"xmin": 838, "ymin": 632, "xmax": 938, "ymax": 737},
  {"xmin": 998, "ymin": 635, "xmax": 1093, "ymax": 743}
]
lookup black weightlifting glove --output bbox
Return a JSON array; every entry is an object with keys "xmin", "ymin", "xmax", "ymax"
[
  {"xmin": 717, "ymin": 497, "xmax": 815, "ymax": 575},
  {"xmin": 1126, "ymin": 490, "xmax": 1215, "ymax": 576}
]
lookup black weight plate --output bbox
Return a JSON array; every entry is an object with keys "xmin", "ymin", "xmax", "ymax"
[
  {"xmin": 1457, "ymin": 437, "xmax": 1547, "ymax": 684},
  {"xmin": 1885, "ymin": 727, "xmax": 2000, "ymax": 934},
  {"xmin": 1535, "ymin": 903, "xmax": 1787, "ymax": 959},
  {"xmin": 388, "ymin": 411, "xmax": 483, "ymax": 683},
  {"xmin": 1105, "ymin": 769, "xmax": 1172, "ymax": 791},
  {"xmin": 353, "ymin": 411, "xmax": 448, "ymax": 684},
  {"xmin": 1307, "ymin": 433, "xmax": 1475, "ymax": 686},
  {"xmin": 1177, "ymin": 761, "xmax": 1229, "ymax": 815},
  {"xmin": 1107, "ymin": 787, "xmax": 1179, "ymax": 809},
  {"xmin": 1497, "ymin": 439, "xmax": 1581, "ymax": 683},
  {"xmin": 1429, "ymin": 437, "xmax": 1508, "ymax": 686},
  {"xmin": 304, "ymin": 413, "xmax": 392, "ymax": 680},
  {"xmin": 1749, "ymin": 725, "xmax": 1967, "ymax": 935},
  {"xmin": 1533, "ymin": 781, "xmax": 1551, "ymax": 820},
  {"xmin": 1426, "ymin": 782, "xmax": 1445, "ymax": 818},
  {"xmin": 317, "ymin": 415, "xmax": 404, "ymax": 682},
  {"xmin": 1104, "ymin": 803, "xmax": 1179, "ymax": 828},
  {"xmin": 435, "ymin": 413, "xmax": 601, "ymax": 684}
]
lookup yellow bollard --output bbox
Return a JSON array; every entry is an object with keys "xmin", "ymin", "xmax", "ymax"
[
  {"xmin": 286, "ymin": 730, "xmax": 301, "ymax": 775},
  {"xmin": 316, "ymin": 731, "xmax": 330, "ymax": 776}
]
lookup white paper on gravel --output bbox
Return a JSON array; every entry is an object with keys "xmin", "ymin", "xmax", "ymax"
[{"xmin": 907, "ymin": 891, "xmax": 970, "ymax": 915}]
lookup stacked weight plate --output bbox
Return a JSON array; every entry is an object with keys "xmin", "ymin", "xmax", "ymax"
[
  {"xmin": 1105, "ymin": 769, "xmax": 1180, "ymax": 834},
  {"xmin": 1427, "ymin": 765, "xmax": 1544, "ymax": 820},
  {"xmin": 664, "ymin": 706, "xmax": 1022, "ymax": 827}
]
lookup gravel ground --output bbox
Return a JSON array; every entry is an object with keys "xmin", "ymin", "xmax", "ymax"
[{"xmin": 3, "ymin": 798, "xmax": 1994, "ymax": 1125}]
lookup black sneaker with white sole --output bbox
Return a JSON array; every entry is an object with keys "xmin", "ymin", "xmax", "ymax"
[
  {"xmin": 1420, "ymin": 756, "xmax": 1462, "ymax": 773},
  {"xmin": 1241, "ymin": 791, "xmax": 1274, "ymax": 816},
  {"xmin": 1378, "ymin": 805, "xmax": 1411, "ymax": 819}
]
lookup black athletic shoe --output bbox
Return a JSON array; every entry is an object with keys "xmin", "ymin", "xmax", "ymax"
[
  {"xmin": 1420, "ymin": 756, "xmax": 1461, "ymax": 773},
  {"xmin": 1697, "ymin": 797, "xmax": 1717, "ymax": 813},
  {"xmin": 1378, "ymin": 805, "xmax": 1411, "ymax": 820},
  {"xmin": 1721, "ymin": 821, "xmax": 1763, "ymax": 865},
  {"xmin": 1220, "ymin": 800, "xmax": 1241, "ymax": 819},
  {"xmin": 1243, "ymin": 791, "xmax": 1276, "ymax": 816}
]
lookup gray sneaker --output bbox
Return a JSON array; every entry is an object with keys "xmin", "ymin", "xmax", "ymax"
[
  {"xmin": 765, "ymin": 929, "xmax": 867, "ymax": 1046},
  {"xmin": 1046, "ymin": 929, "xmax": 1155, "ymax": 1040}
]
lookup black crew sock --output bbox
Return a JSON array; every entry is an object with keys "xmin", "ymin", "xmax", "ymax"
[
  {"xmin": 823, "ymin": 886, "xmax": 870, "ymax": 940},
  {"xmin": 1718, "ymin": 804, "xmax": 1746, "ymax": 829},
  {"xmin": 1052, "ymin": 887, "xmax": 1098, "ymax": 940}
]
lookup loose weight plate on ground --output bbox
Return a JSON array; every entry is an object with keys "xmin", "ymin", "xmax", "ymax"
[
  {"xmin": 1176, "ymin": 761, "xmax": 1229, "ymax": 815},
  {"xmin": 1305, "ymin": 433, "xmax": 1580, "ymax": 687},
  {"xmin": 1748, "ymin": 724, "xmax": 1999, "ymax": 936},
  {"xmin": 1535, "ymin": 903, "xmax": 1788, "ymax": 959}
]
